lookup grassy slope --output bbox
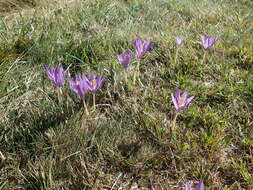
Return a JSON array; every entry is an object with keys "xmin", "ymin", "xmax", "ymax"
[{"xmin": 0, "ymin": 0, "xmax": 253, "ymax": 189}]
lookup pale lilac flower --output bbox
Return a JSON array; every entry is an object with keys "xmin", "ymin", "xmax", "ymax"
[
  {"xmin": 171, "ymin": 88, "xmax": 195, "ymax": 112},
  {"xmin": 201, "ymin": 35, "xmax": 220, "ymax": 50},
  {"xmin": 185, "ymin": 181, "xmax": 204, "ymax": 190},
  {"xmin": 44, "ymin": 64, "xmax": 66, "ymax": 87},
  {"xmin": 117, "ymin": 50, "xmax": 132, "ymax": 68},
  {"xmin": 133, "ymin": 37, "xmax": 152, "ymax": 59},
  {"xmin": 85, "ymin": 72, "xmax": 105, "ymax": 93},
  {"xmin": 176, "ymin": 37, "xmax": 185, "ymax": 46},
  {"xmin": 68, "ymin": 74, "xmax": 88, "ymax": 97}
]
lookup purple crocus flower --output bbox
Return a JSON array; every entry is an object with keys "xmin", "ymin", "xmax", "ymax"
[
  {"xmin": 44, "ymin": 64, "xmax": 66, "ymax": 87},
  {"xmin": 117, "ymin": 50, "xmax": 132, "ymax": 68},
  {"xmin": 85, "ymin": 72, "xmax": 105, "ymax": 93},
  {"xmin": 185, "ymin": 181, "xmax": 204, "ymax": 190},
  {"xmin": 176, "ymin": 37, "xmax": 185, "ymax": 46},
  {"xmin": 201, "ymin": 35, "xmax": 220, "ymax": 50},
  {"xmin": 133, "ymin": 37, "xmax": 152, "ymax": 59},
  {"xmin": 171, "ymin": 88, "xmax": 195, "ymax": 112},
  {"xmin": 68, "ymin": 74, "xmax": 88, "ymax": 97}
]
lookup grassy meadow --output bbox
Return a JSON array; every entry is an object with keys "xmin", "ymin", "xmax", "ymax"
[{"xmin": 0, "ymin": 0, "xmax": 253, "ymax": 189}]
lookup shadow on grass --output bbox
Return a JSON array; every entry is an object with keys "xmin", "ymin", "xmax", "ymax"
[{"xmin": 1, "ymin": 103, "xmax": 80, "ymax": 157}]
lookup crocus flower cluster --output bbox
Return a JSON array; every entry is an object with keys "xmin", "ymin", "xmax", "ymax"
[
  {"xmin": 45, "ymin": 65, "xmax": 105, "ymax": 97},
  {"xmin": 117, "ymin": 37, "xmax": 152, "ymax": 69},
  {"xmin": 170, "ymin": 34, "xmax": 220, "ymax": 111},
  {"xmin": 44, "ymin": 35, "xmax": 221, "ymax": 123},
  {"xmin": 175, "ymin": 35, "xmax": 220, "ymax": 49},
  {"xmin": 185, "ymin": 181, "xmax": 204, "ymax": 190},
  {"xmin": 45, "ymin": 64, "xmax": 105, "ymax": 113}
]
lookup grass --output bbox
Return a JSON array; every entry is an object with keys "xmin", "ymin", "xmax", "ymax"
[
  {"xmin": 0, "ymin": 0, "xmax": 36, "ymax": 15},
  {"xmin": 0, "ymin": 0, "xmax": 253, "ymax": 189}
]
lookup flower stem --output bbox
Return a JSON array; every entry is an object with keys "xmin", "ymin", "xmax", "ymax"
[
  {"xmin": 201, "ymin": 51, "xmax": 207, "ymax": 65},
  {"xmin": 83, "ymin": 99, "xmax": 89, "ymax": 115},
  {"xmin": 124, "ymin": 70, "xmax": 128, "ymax": 84},
  {"xmin": 133, "ymin": 59, "xmax": 140, "ymax": 85},
  {"xmin": 174, "ymin": 48, "xmax": 179, "ymax": 64},
  {"xmin": 56, "ymin": 87, "xmax": 62, "ymax": 103},
  {"xmin": 172, "ymin": 112, "xmax": 179, "ymax": 131},
  {"xmin": 93, "ymin": 93, "xmax": 96, "ymax": 110}
]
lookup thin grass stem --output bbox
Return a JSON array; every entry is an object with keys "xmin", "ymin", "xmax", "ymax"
[{"xmin": 93, "ymin": 93, "xmax": 96, "ymax": 110}]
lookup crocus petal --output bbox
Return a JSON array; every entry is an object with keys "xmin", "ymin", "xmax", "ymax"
[
  {"xmin": 176, "ymin": 37, "xmax": 185, "ymax": 46},
  {"xmin": 206, "ymin": 36, "xmax": 212, "ymax": 48},
  {"xmin": 185, "ymin": 182, "xmax": 192, "ymax": 190},
  {"xmin": 171, "ymin": 94, "xmax": 179, "ymax": 111},
  {"xmin": 117, "ymin": 50, "xmax": 132, "ymax": 68},
  {"xmin": 125, "ymin": 50, "xmax": 132, "ymax": 67},
  {"xmin": 55, "ymin": 65, "xmax": 65, "ymax": 87},
  {"xmin": 195, "ymin": 181, "xmax": 204, "ymax": 190},
  {"xmin": 133, "ymin": 37, "xmax": 152, "ymax": 59},
  {"xmin": 68, "ymin": 74, "xmax": 88, "ymax": 97},
  {"xmin": 67, "ymin": 77, "xmax": 75, "ymax": 85},
  {"xmin": 86, "ymin": 81, "xmax": 94, "ymax": 91},
  {"xmin": 89, "ymin": 72, "xmax": 96, "ymax": 81},
  {"xmin": 201, "ymin": 35, "xmax": 220, "ymax": 50},
  {"xmin": 81, "ymin": 74, "xmax": 88, "ymax": 82},
  {"xmin": 181, "ymin": 91, "xmax": 188, "ymax": 105},
  {"xmin": 214, "ymin": 36, "xmax": 221, "ymax": 44},
  {"xmin": 68, "ymin": 77, "xmax": 79, "ymax": 95},
  {"xmin": 201, "ymin": 35, "xmax": 211, "ymax": 50},
  {"xmin": 45, "ymin": 64, "xmax": 66, "ymax": 87},
  {"xmin": 201, "ymin": 35, "xmax": 207, "ymax": 49},
  {"xmin": 44, "ymin": 64, "xmax": 54, "ymax": 81},
  {"xmin": 186, "ymin": 96, "xmax": 195, "ymax": 106},
  {"xmin": 143, "ymin": 41, "xmax": 152, "ymax": 52},
  {"xmin": 175, "ymin": 88, "xmax": 181, "ymax": 99},
  {"xmin": 133, "ymin": 38, "xmax": 142, "ymax": 58},
  {"xmin": 117, "ymin": 54, "xmax": 124, "ymax": 64},
  {"xmin": 95, "ymin": 76, "xmax": 106, "ymax": 91}
]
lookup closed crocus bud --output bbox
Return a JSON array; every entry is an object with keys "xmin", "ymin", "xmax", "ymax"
[{"xmin": 176, "ymin": 37, "xmax": 185, "ymax": 46}]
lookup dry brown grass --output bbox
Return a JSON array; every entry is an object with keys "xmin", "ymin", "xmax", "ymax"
[{"xmin": 0, "ymin": 0, "xmax": 36, "ymax": 15}]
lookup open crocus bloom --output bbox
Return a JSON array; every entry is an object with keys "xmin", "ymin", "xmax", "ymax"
[
  {"xmin": 201, "ymin": 35, "xmax": 220, "ymax": 50},
  {"xmin": 133, "ymin": 37, "xmax": 152, "ymax": 59},
  {"xmin": 117, "ymin": 49, "xmax": 132, "ymax": 68},
  {"xmin": 68, "ymin": 74, "xmax": 88, "ymax": 97},
  {"xmin": 176, "ymin": 37, "xmax": 185, "ymax": 46},
  {"xmin": 85, "ymin": 72, "xmax": 105, "ymax": 93},
  {"xmin": 171, "ymin": 88, "xmax": 195, "ymax": 112},
  {"xmin": 185, "ymin": 181, "xmax": 204, "ymax": 190},
  {"xmin": 44, "ymin": 64, "xmax": 66, "ymax": 87}
]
